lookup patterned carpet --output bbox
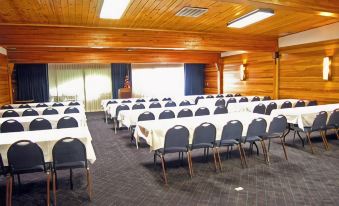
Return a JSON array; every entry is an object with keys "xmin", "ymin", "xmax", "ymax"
[{"xmin": 0, "ymin": 112, "xmax": 338, "ymax": 206}]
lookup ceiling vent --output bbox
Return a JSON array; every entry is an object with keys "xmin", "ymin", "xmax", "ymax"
[{"xmin": 176, "ymin": 7, "xmax": 208, "ymax": 17}]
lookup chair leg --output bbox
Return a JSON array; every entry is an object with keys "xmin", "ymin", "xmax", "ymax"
[
  {"xmin": 52, "ymin": 172, "xmax": 56, "ymax": 206},
  {"xmin": 260, "ymin": 140, "xmax": 269, "ymax": 164},
  {"xmin": 254, "ymin": 142, "xmax": 259, "ymax": 156},
  {"xmin": 239, "ymin": 144, "xmax": 248, "ymax": 168},
  {"xmin": 215, "ymin": 147, "xmax": 222, "ymax": 171},
  {"xmin": 305, "ymin": 132, "xmax": 315, "ymax": 154},
  {"xmin": 237, "ymin": 145, "xmax": 245, "ymax": 168},
  {"xmin": 47, "ymin": 172, "xmax": 50, "ymax": 206},
  {"xmin": 160, "ymin": 155, "xmax": 167, "ymax": 185},
  {"xmin": 70, "ymin": 169, "xmax": 73, "ymax": 190},
  {"xmin": 320, "ymin": 131, "xmax": 330, "ymax": 150},
  {"xmin": 9, "ymin": 176, "xmax": 13, "ymax": 206},
  {"xmin": 296, "ymin": 131, "xmax": 305, "ymax": 147},
  {"xmin": 280, "ymin": 137, "xmax": 288, "ymax": 160},
  {"xmin": 212, "ymin": 148, "xmax": 218, "ymax": 172},
  {"xmin": 336, "ymin": 129, "xmax": 339, "ymax": 140},
  {"xmin": 268, "ymin": 139, "xmax": 271, "ymax": 152},
  {"xmin": 6, "ymin": 176, "xmax": 9, "ymax": 206},
  {"xmin": 187, "ymin": 151, "xmax": 193, "ymax": 177},
  {"xmin": 153, "ymin": 153, "xmax": 157, "ymax": 170},
  {"xmin": 86, "ymin": 168, "xmax": 92, "ymax": 201}
]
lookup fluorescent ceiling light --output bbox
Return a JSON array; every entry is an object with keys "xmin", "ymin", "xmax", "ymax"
[
  {"xmin": 100, "ymin": 0, "xmax": 130, "ymax": 19},
  {"xmin": 227, "ymin": 9, "xmax": 274, "ymax": 28}
]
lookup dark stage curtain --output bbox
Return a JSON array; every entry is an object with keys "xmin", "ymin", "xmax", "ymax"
[
  {"xmin": 184, "ymin": 64, "xmax": 205, "ymax": 96},
  {"xmin": 15, "ymin": 64, "xmax": 49, "ymax": 102},
  {"xmin": 111, "ymin": 63, "xmax": 132, "ymax": 99}
]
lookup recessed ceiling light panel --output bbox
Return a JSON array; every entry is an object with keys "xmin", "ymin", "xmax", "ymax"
[
  {"xmin": 100, "ymin": 0, "xmax": 130, "ymax": 19},
  {"xmin": 227, "ymin": 9, "xmax": 274, "ymax": 28}
]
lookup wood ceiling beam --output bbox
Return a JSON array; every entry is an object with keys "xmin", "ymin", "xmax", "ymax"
[{"xmin": 0, "ymin": 24, "xmax": 277, "ymax": 52}]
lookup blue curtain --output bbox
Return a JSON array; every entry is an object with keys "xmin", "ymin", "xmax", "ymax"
[
  {"xmin": 15, "ymin": 64, "xmax": 49, "ymax": 102},
  {"xmin": 111, "ymin": 63, "xmax": 132, "ymax": 98},
  {"xmin": 184, "ymin": 64, "xmax": 205, "ymax": 95}
]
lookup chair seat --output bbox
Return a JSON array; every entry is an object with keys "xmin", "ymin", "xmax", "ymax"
[
  {"xmin": 191, "ymin": 143, "xmax": 214, "ymax": 149},
  {"xmin": 262, "ymin": 132, "xmax": 283, "ymax": 139},
  {"xmin": 54, "ymin": 161, "xmax": 86, "ymax": 170},
  {"xmin": 219, "ymin": 139, "xmax": 238, "ymax": 146},
  {"xmin": 327, "ymin": 124, "xmax": 338, "ymax": 129},
  {"xmin": 157, "ymin": 147, "xmax": 187, "ymax": 154},
  {"xmin": 245, "ymin": 136, "xmax": 262, "ymax": 142},
  {"xmin": 11, "ymin": 165, "xmax": 45, "ymax": 174},
  {"xmin": 0, "ymin": 166, "xmax": 8, "ymax": 176}
]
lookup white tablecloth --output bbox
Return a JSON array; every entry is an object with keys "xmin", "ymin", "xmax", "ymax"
[
  {"xmin": 0, "ymin": 127, "xmax": 96, "ymax": 166},
  {"xmin": 0, "ymin": 105, "xmax": 85, "ymax": 117},
  {"xmin": 270, "ymin": 103, "xmax": 339, "ymax": 130},
  {"xmin": 134, "ymin": 112, "xmax": 272, "ymax": 151},
  {"xmin": 197, "ymin": 96, "xmax": 263, "ymax": 106},
  {"xmin": 5, "ymin": 101, "xmax": 83, "ymax": 109},
  {"xmin": 0, "ymin": 114, "xmax": 87, "ymax": 131}
]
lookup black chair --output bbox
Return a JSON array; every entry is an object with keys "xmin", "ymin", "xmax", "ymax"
[
  {"xmin": 251, "ymin": 96, "xmax": 260, "ymax": 102},
  {"xmin": 43, "ymin": 108, "xmax": 59, "ymax": 115},
  {"xmin": 7, "ymin": 140, "xmax": 50, "ymax": 206},
  {"xmin": 29, "ymin": 118, "xmax": 52, "ymax": 131},
  {"xmin": 253, "ymin": 103, "xmax": 266, "ymax": 114},
  {"xmin": 216, "ymin": 94, "xmax": 224, "ymax": 98},
  {"xmin": 149, "ymin": 102, "xmax": 161, "ymax": 108},
  {"xmin": 57, "ymin": 116, "xmax": 79, "ymax": 129},
  {"xmin": 0, "ymin": 120, "xmax": 24, "ymax": 133},
  {"xmin": 307, "ymin": 100, "xmax": 318, "ymax": 106},
  {"xmin": 191, "ymin": 123, "xmax": 218, "ymax": 172},
  {"xmin": 1, "ymin": 104, "xmax": 13, "ymax": 109},
  {"xmin": 194, "ymin": 96, "xmax": 204, "ymax": 104},
  {"xmin": 214, "ymin": 106, "xmax": 228, "ymax": 114},
  {"xmin": 177, "ymin": 108, "xmax": 193, "ymax": 118},
  {"xmin": 179, "ymin": 100, "xmax": 191, "ymax": 106},
  {"xmin": 149, "ymin": 98, "xmax": 159, "ymax": 102},
  {"xmin": 64, "ymin": 107, "xmax": 80, "ymax": 114},
  {"xmin": 121, "ymin": 100, "xmax": 131, "ymax": 103},
  {"xmin": 136, "ymin": 99, "xmax": 146, "ymax": 103},
  {"xmin": 327, "ymin": 109, "xmax": 339, "ymax": 140},
  {"xmin": 154, "ymin": 125, "xmax": 192, "ymax": 184},
  {"xmin": 52, "ymin": 137, "xmax": 92, "ymax": 204},
  {"xmin": 234, "ymin": 93, "xmax": 241, "ymax": 97},
  {"xmin": 226, "ymin": 94, "xmax": 234, "ymax": 97},
  {"xmin": 106, "ymin": 100, "xmax": 117, "ymax": 106},
  {"xmin": 265, "ymin": 102, "xmax": 277, "ymax": 115},
  {"xmin": 164, "ymin": 101, "xmax": 176, "ymax": 107},
  {"xmin": 0, "ymin": 154, "xmax": 7, "ymax": 201},
  {"xmin": 2, "ymin": 110, "xmax": 19, "ymax": 118},
  {"xmin": 263, "ymin": 96, "xmax": 271, "ymax": 101},
  {"xmin": 162, "ymin": 97, "xmax": 171, "ymax": 101},
  {"xmin": 206, "ymin": 95, "xmax": 214, "ymax": 99},
  {"xmin": 52, "ymin": 103, "xmax": 64, "ymax": 107},
  {"xmin": 227, "ymin": 98, "xmax": 237, "ymax": 104},
  {"xmin": 239, "ymin": 97, "xmax": 248, "ymax": 102},
  {"xmin": 215, "ymin": 99, "xmax": 225, "ymax": 107},
  {"xmin": 295, "ymin": 100, "xmax": 305, "ymax": 107},
  {"xmin": 19, "ymin": 104, "xmax": 31, "ymax": 108},
  {"xmin": 36, "ymin": 103, "xmax": 48, "ymax": 108},
  {"xmin": 159, "ymin": 110, "xmax": 175, "ymax": 119},
  {"xmin": 132, "ymin": 103, "xmax": 145, "ymax": 110},
  {"xmin": 131, "ymin": 112, "xmax": 156, "ymax": 145},
  {"xmin": 22, "ymin": 109, "xmax": 39, "ymax": 117},
  {"xmin": 69, "ymin": 101, "xmax": 80, "ymax": 106},
  {"xmin": 195, "ymin": 107, "xmax": 210, "ymax": 116},
  {"xmin": 114, "ymin": 104, "xmax": 130, "ymax": 133},
  {"xmin": 217, "ymin": 120, "xmax": 246, "ymax": 169},
  {"xmin": 281, "ymin": 101, "xmax": 292, "ymax": 109}
]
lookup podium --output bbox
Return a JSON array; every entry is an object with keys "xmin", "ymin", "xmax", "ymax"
[{"xmin": 118, "ymin": 88, "xmax": 132, "ymax": 99}]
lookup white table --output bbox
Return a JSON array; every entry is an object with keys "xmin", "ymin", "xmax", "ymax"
[
  {"xmin": 0, "ymin": 127, "xmax": 96, "ymax": 166},
  {"xmin": 0, "ymin": 113, "xmax": 87, "ymax": 131},
  {"xmin": 4, "ymin": 101, "xmax": 83, "ymax": 109},
  {"xmin": 0, "ymin": 105, "xmax": 85, "ymax": 117},
  {"xmin": 134, "ymin": 112, "xmax": 272, "ymax": 151}
]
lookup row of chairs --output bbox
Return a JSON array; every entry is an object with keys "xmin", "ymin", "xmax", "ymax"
[
  {"xmin": 107, "ymin": 100, "xmax": 191, "ymax": 109},
  {"xmin": 1, "ymin": 102, "xmax": 80, "ymax": 110},
  {"xmin": 1, "ymin": 107, "xmax": 80, "ymax": 118},
  {"xmin": 0, "ymin": 137, "xmax": 92, "ymax": 206},
  {"xmin": 0, "ymin": 116, "xmax": 79, "ymax": 133},
  {"xmin": 213, "ymin": 96, "xmax": 264, "ymax": 107},
  {"xmin": 252, "ymin": 100, "xmax": 317, "ymax": 115}
]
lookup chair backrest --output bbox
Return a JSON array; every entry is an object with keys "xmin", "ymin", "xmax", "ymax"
[
  {"xmin": 179, "ymin": 100, "xmax": 191, "ymax": 106},
  {"xmin": 239, "ymin": 97, "xmax": 248, "ymax": 102},
  {"xmin": 307, "ymin": 100, "xmax": 318, "ymax": 106},
  {"xmin": 121, "ymin": 100, "xmax": 131, "ymax": 103},
  {"xmin": 195, "ymin": 96, "xmax": 204, "ymax": 104},
  {"xmin": 246, "ymin": 118, "xmax": 267, "ymax": 138},
  {"xmin": 52, "ymin": 137, "xmax": 87, "ymax": 169},
  {"xmin": 0, "ymin": 154, "xmax": 5, "ymax": 176},
  {"xmin": 234, "ymin": 93, "xmax": 241, "ymax": 97},
  {"xmin": 52, "ymin": 102, "xmax": 64, "ymax": 107},
  {"xmin": 226, "ymin": 94, "xmax": 234, "ymax": 97},
  {"xmin": 7, "ymin": 140, "xmax": 46, "ymax": 174},
  {"xmin": 214, "ymin": 106, "xmax": 228, "ymax": 114},
  {"xmin": 29, "ymin": 118, "xmax": 52, "ymax": 131},
  {"xmin": 149, "ymin": 102, "xmax": 161, "ymax": 108},
  {"xmin": 137, "ymin": 111, "xmax": 155, "ymax": 121},
  {"xmin": 69, "ymin": 101, "xmax": 80, "ymax": 106},
  {"xmin": 159, "ymin": 110, "xmax": 175, "ymax": 119},
  {"xmin": 295, "ymin": 100, "xmax": 305, "ymax": 107},
  {"xmin": 327, "ymin": 109, "xmax": 339, "ymax": 128},
  {"xmin": 136, "ymin": 99, "xmax": 146, "ymax": 103},
  {"xmin": 64, "ymin": 107, "xmax": 80, "ymax": 114},
  {"xmin": 227, "ymin": 98, "xmax": 237, "ymax": 104},
  {"xmin": 253, "ymin": 103, "xmax": 266, "ymax": 114},
  {"xmin": 116, "ymin": 104, "xmax": 130, "ymax": 117},
  {"xmin": 268, "ymin": 115, "xmax": 287, "ymax": 135},
  {"xmin": 164, "ymin": 125, "xmax": 189, "ymax": 152},
  {"xmin": 263, "ymin": 96, "xmax": 271, "ymax": 101},
  {"xmin": 1, "ymin": 104, "xmax": 13, "ymax": 109},
  {"xmin": 19, "ymin": 104, "xmax": 31, "ymax": 108},
  {"xmin": 192, "ymin": 122, "xmax": 216, "ymax": 146},
  {"xmin": 0, "ymin": 120, "xmax": 24, "ymax": 133},
  {"xmin": 177, "ymin": 108, "xmax": 193, "ymax": 118},
  {"xmin": 162, "ymin": 97, "xmax": 171, "ymax": 101},
  {"xmin": 164, "ymin": 101, "xmax": 176, "ymax": 107},
  {"xmin": 43, "ymin": 108, "xmax": 59, "ymax": 115},
  {"xmin": 251, "ymin": 96, "xmax": 260, "ymax": 102},
  {"xmin": 215, "ymin": 98, "xmax": 225, "ymax": 107},
  {"xmin": 216, "ymin": 94, "xmax": 224, "ymax": 98},
  {"xmin": 221, "ymin": 120, "xmax": 243, "ymax": 141},
  {"xmin": 206, "ymin": 95, "xmax": 214, "ymax": 99},
  {"xmin": 265, "ymin": 102, "xmax": 277, "ymax": 115},
  {"xmin": 149, "ymin": 98, "xmax": 159, "ymax": 102},
  {"xmin": 281, "ymin": 101, "xmax": 292, "ymax": 109},
  {"xmin": 195, "ymin": 107, "xmax": 210, "ymax": 116},
  {"xmin": 106, "ymin": 100, "xmax": 117, "ymax": 106},
  {"xmin": 57, "ymin": 116, "xmax": 79, "ymax": 129},
  {"xmin": 22, "ymin": 109, "xmax": 39, "ymax": 117},
  {"xmin": 132, "ymin": 103, "xmax": 145, "ymax": 110},
  {"xmin": 36, "ymin": 103, "xmax": 48, "ymax": 108},
  {"xmin": 311, "ymin": 111, "xmax": 328, "ymax": 131},
  {"xmin": 2, "ymin": 110, "xmax": 20, "ymax": 118}
]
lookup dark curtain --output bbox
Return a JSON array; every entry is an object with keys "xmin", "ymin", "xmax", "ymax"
[
  {"xmin": 111, "ymin": 63, "xmax": 132, "ymax": 98},
  {"xmin": 184, "ymin": 64, "xmax": 205, "ymax": 95},
  {"xmin": 15, "ymin": 64, "xmax": 49, "ymax": 102}
]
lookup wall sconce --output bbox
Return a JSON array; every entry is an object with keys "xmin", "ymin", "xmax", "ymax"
[
  {"xmin": 240, "ymin": 64, "xmax": 246, "ymax": 81},
  {"xmin": 323, "ymin": 57, "xmax": 332, "ymax": 80}
]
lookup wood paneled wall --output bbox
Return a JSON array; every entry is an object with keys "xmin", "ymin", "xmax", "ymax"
[
  {"xmin": 0, "ymin": 53, "xmax": 11, "ymax": 105},
  {"xmin": 204, "ymin": 63, "xmax": 219, "ymax": 94},
  {"xmin": 222, "ymin": 52, "xmax": 275, "ymax": 97},
  {"xmin": 279, "ymin": 40, "xmax": 339, "ymax": 104}
]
